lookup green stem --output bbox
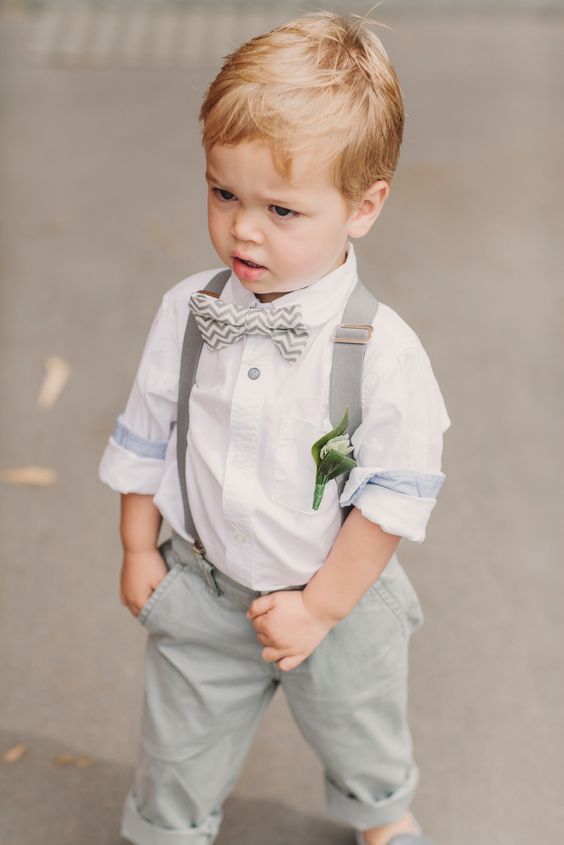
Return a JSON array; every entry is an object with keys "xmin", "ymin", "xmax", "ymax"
[{"xmin": 312, "ymin": 482, "xmax": 326, "ymax": 511}]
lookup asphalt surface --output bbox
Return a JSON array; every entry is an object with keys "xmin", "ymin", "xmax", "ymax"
[{"xmin": 1, "ymin": 4, "xmax": 563, "ymax": 844}]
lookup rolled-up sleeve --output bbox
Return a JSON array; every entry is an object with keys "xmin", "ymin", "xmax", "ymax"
[
  {"xmin": 339, "ymin": 345, "xmax": 451, "ymax": 542},
  {"xmin": 98, "ymin": 293, "xmax": 179, "ymax": 495}
]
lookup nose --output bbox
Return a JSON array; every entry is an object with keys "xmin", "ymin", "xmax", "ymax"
[{"xmin": 230, "ymin": 208, "xmax": 263, "ymax": 243}]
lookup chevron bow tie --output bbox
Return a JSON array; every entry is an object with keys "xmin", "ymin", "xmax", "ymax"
[{"xmin": 189, "ymin": 291, "xmax": 310, "ymax": 364}]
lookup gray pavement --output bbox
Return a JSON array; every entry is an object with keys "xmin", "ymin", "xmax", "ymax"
[{"xmin": 1, "ymin": 4, "xmax": 563, "ymax": 844}]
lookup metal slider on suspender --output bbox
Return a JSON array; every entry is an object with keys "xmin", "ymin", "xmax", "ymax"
[
  {"xmin": 332, "ymin": 323, "xmax": 374, "ymax": 344},
  {"xmin": 191, "ymin": 539, "xmax": 206, "ymax": 559},
  {"xmin": 191, "ymin": 538, "xmax": 221, "ymax": 595}
]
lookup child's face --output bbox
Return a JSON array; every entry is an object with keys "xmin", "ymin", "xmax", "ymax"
[{"xmin": 205, "ymin": 140, "xmax": 364, "ymax": 303}]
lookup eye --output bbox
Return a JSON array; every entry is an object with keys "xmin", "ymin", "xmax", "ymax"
[
  {"xmin": 212, "ymin": 187, "xmax": 235, "ymax": 202},
  {"xmin": 271, "ymin": 205, "xmax": 299, "ymax": 220},
  {"xmin": 211, "ymin": 187, "xmax": 299, "ymax": 219}
]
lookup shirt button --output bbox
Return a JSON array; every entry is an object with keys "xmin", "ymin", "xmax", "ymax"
[
  {"xmin": 248, "ymin": 367, "xmax": 260, "ymax": 380},
  {"xmin": 233, "ymin": 531, "xmax": 247, "ymax": 544}
]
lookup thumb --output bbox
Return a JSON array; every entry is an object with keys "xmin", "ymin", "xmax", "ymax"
[
  {"xmin": 246, "ymin": 594, "xmax": 275, "ymax": 619},
  {"xmin": 278, "ymin": 654, "xmax": 301, "ymax": 672}
]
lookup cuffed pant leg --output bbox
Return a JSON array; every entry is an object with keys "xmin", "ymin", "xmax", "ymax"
[
  {"xmin": 122, "ymin": 560, "xmax": 278, "ymax": 845},
  {"xmin": 121, "ymin": 789, "xmax": 223, "ymax": 845},
  {"xmin": 281, "ymin": 566, "xmax": 423, "ymax": 830}
]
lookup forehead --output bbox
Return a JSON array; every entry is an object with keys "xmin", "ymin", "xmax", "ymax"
[{"xmin": 205, "ymin": 141, "xmax": 337, "ymax": 202}]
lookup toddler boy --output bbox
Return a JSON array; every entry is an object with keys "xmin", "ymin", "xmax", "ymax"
[{"xmin": 99, "ymin": 11, "xmax": 451, "ymax": 845}]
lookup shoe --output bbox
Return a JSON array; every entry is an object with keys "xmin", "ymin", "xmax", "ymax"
[
  {"xmin": 355, "ymin": 815, "xmax": 434, "ymax": 845},
  {"xmin": 356, "ymin": 836, "xmax": 434, "ymax": 845}
]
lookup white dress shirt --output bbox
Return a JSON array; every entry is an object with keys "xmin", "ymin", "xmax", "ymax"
[{"xmin": 98, "ymin": 241, "xmax": 451, "ymax": 590}]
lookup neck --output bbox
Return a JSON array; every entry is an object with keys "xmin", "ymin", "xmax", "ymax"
[{"xmin": 256, "ymin": 282, "xmax": 314, "ymax": 304}]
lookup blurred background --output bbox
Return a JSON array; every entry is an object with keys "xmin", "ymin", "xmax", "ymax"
[{"xmin": 1, "ymin": 1, "xmax": 562, "ymax": 843}]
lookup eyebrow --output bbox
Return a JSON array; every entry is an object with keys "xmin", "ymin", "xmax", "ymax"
[{"xmin": 204, "ymin": 170, "xmax": 303, "ymax": 207}]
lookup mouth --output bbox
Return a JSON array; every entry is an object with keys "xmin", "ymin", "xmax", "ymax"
[
  {"xmin": 232, "ymin": 254, "xmax": 268, "ymax": 282},
  {"xmin": 232, "ymin": 253, "xmax": 266, "ymax": 269}
]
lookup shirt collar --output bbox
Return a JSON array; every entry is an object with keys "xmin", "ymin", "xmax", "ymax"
[{"xmin": 222, "ymin": 240, "xmax": 358, "ymax": 328}]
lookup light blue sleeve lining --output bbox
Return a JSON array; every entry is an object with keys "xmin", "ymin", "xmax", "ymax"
[
  {"xmin": 368, "ymin": 469, "xmax": 446, "ymax": 498},
  {"xmin": 112, "ymin": 418, "xmax": 168, "ymax": 460},
  {"xmin": 341, "ymin": 468, "xmax": 446, "ymax": 506}
]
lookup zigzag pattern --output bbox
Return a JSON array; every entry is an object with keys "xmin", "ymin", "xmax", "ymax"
[{"xmin": 189, "ymin": 292, "xmax": 310, "ymax": 364}]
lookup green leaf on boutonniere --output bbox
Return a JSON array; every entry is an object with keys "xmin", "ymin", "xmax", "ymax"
[{"xmin": 310, "ymin": 407, "xmax": 357, "ymax": 510}]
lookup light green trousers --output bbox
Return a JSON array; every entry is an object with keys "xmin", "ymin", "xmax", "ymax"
[{"xmin": 121, "ymin": 531, "xmax": 424, "ymax": 845}]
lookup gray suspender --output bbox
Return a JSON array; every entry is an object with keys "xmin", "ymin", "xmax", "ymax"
[
  {"xmin": 176, "ymin": 269, "xmax": 230, "ymax": 554},
  {"xmin": 176, "ymin": 268, "xmax": 379, "ymax": 555},
  {"xmin": 330, "ymin": 282, "xmax": 379, "ymax": 503}
]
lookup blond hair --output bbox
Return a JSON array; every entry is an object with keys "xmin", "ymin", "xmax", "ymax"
[{"xmin": 199, "ymin": 9, "xmax": 405, "ymax": 211}]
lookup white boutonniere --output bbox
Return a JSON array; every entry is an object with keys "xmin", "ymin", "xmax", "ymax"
[{"xmin": 310, "ymin": 407, "xmax": 357, "ymax": 510}]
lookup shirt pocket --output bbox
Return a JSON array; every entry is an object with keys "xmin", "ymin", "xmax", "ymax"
[{"xmin": 270, "ymin": 416, "xmax": 338, "ymax": 514}]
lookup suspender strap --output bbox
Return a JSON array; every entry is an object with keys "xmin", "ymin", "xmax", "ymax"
[
  {"xmin": 330, "ymin": 279, "xmax": 379, "ymax": 506},
  {"xmin": 177, "ymin": 268, "xmax": 231, "ymax": 552}
]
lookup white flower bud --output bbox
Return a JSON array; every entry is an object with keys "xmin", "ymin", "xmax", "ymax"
[{"xmin": 320, "ymin": 434, "xmax": 353, "ymax": 461}]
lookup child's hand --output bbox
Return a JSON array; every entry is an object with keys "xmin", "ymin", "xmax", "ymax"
[
  {"xmin": 246, "ymin": 591, "xmax": 336, "ymax": 672},
  {"xmin": 120, "ymin": 549, "xmax": 168, "ymax": 618}
]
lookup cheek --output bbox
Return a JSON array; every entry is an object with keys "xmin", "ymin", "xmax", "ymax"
[
  {"xmin": 275, "ymin": 244, "xmax": 303, "ymax": 275},
  {"xmin": 207, "ymin": 208, "xmax": 224, "ymax": 243},
  {"xmin": 286, "ymin": 239, "xmax": 322, "ymax": 268}
]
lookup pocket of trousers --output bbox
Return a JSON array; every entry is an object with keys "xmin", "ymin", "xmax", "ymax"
[
  {"xmin": 367, "ymin": 558, "xmax": 425, "ymax": 635},
  {"xmin": 137, "ymin": 540, "xmax": 183, "ymax": 627}
]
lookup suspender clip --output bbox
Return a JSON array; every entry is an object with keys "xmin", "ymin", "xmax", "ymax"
[{"xmin": 192, "ymin": 539, "xmax": 206, "ymax": 558}]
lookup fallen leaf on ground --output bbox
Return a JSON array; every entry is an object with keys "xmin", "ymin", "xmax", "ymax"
[
  {"xmin": 0, "ymin": 466, "xmax": 57, "ymax": 486},
  {"xmin": 37, "ymin": 354, "xmax": 71, "ymax": 410},
  {"xmin": 54, "ymin": 753, "xmax": 93, "ymax": 768},
  {"xmin": 2, "ymin": 742, "xmax": 28, "ymax": 763}
]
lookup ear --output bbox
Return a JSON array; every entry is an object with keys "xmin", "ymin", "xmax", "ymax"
[{"xmin": 347, "ymin": 180, "xmax": 390, "ymax": 239}]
